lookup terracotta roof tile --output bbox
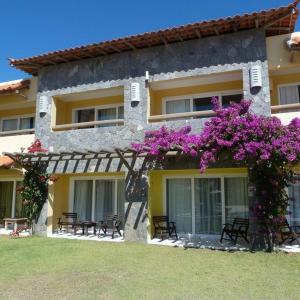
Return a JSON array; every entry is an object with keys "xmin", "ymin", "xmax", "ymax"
[
  {"xmin": 9, "ymin": 1, "xmax": 300, "ymax": 75},
  {"xmin": 0, "ymin": 79, "xmax": 30, "ymax": 95}
]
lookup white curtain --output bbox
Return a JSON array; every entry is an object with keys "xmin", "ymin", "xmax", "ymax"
[
  {"xmin": 225, "ymin": 178, "xmax": 248, "ymax": 223},
  {"xmin": 15, "ymin": 182, "xmax": 24, "ymax": 217},
  {"xmin": 167, "ymin": 178, "xmax": 192, "ymax": 234},
  {"xmin": 95, "ymin": 180, "xmax": 114, "ymax": 221},
  {"xmin": 195, "ymin": 178, "xmax": 222, "ymax": 234},
  {"xmin": 73, "ymin": 180, "xmax": 93, "ymax": 221},
  {"xmin": 289, "ymin": 183, "xmax": 300, "ymax": 226},
  {"xmin": 279, "ymin": 86, "xmax": 300, "ymax": 105},
  {"xmin": 117, "ymin": 180, "xmax": 125, "ymax": 217},
  {"xmin": 0, "ymin": 182, "xmax": 14, "ymax": 219},
  {"xmin": 166, "ymin": 99, "xmax": 190, "ymax": 114}
]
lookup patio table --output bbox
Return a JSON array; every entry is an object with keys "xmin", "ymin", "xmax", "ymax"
[
  {"xmin": 74, "ymin": 221, "xmax": 97, "ymax": 236},
  {"xmin": 3, "ymin": 218, "xmax": 28, "ymax": 231}
]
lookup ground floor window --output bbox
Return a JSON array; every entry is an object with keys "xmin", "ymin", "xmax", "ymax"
[
  {"xmin": 166, "ymin": 176, "xmax": 248, "ymax": 235},
  {"xmin": 0, "ymin": 180, "xmax": 24, "ymax": 220},
  {"xmin": 71, "ymin": 178, "xmax": 125, "ymax": 222},
  {"xmin": 288, "ymin": 183, "xmax": 300, "ymax": 226}
]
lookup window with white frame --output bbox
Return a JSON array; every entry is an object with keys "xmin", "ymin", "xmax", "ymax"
[
  {"xmin": 74, "ymin": 104, "xmax": 124, "ymax": 127},
  {"xmin": 279, "ymin": 84, "xmax": 300, "ymax": 105},
  {"xmin": 71, "ymin": 178, "xmax": 125, "ymax": 222},
  {"xmin": 1, "ymin": 115, "xmax": 35, "ymax": 132},
  {"xmin": 166, "ymin": 176, "xmax": 248, "ymax": 235},
  {"xmin": 288, "ymin": 182, "xmax": 300, "ymax": 226},
  {"xmin": 164, "ymin": 91, "xmax": 243, "ymax": 115}
]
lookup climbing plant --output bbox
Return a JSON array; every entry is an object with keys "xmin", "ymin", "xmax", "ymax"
[{"xmin": 132, "ymin": 99, "xmax": 300, "ymax": 250}]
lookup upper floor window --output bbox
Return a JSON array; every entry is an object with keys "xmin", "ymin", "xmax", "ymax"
[
  {"xmin": 1, "ymin": 115, "xmax": 35, "ymax": 133},
  {"xmin": 163, "ymin": 91, "xmax": 243, "ymax": 115},
  {"xmin": 279, "ymin": 84, "xmax": 300, "ymax": 105},
  {"xmin": 74, "ymin": 104, "xmax": 124, "ymax": 128}
]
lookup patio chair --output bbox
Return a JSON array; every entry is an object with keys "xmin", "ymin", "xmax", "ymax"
[
  {"xmin": 276, "ymin": 218, "xmax": 300, "ymax": 245},
  {"xmin": 220, "ymin": 218, "xmax": 249, "ymax": 245},
  {"xmin": 98, "ymin": 215, "xmax": 122, "ymax": 239},
  {"xmin": 152, "ymin": 216, "xmax": 178, "ymax": 240},
  {"xmin": 57, "ymin": 212, "xmax": 78, "ymax": 232}
]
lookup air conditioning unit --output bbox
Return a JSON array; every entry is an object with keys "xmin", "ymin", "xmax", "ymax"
[
  {"xmin": 130, "ymin": 82, "xmax": 140, "ymax": 103},
  {"xmin": 39, "ymin": 95, "xmax": 48, "ymax": 113},
  {"xmin": 250, "ymin": 65, "xmax": 262, "ymax": 89}
]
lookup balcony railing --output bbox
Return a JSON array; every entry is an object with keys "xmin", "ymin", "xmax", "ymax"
[
  {"xmin": 0, "ymin": 128, "xmax": 35, "ymax": 136},
  {"xmin": 271, "ymin": 103, "xmax": 300, "ymax": 113},
  {"xmin": 148, "ymin": 110, "xmax": 216, "ymax": 122},
  {"xmin": 52, "ymin": 119, "xmax": 124, "ymax": 131}
]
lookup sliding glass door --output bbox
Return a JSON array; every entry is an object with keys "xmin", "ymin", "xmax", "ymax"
[
  {"xmin": 195, "ymin": 178, "xmax": 222, "ymax": 235},
  {"xmin": 288, "ymin": 183, "xmax": 300, "ymax": 226},
  {"xmin": 72, "ymin": 178, "xmax": 125, "ymax": 222},
  {"xmin": 166, "ymin": 176, "xmax": 248, "ymax": 235},
  {"xmin": 0, "ymin": 181, "xmax": 23, "ymax": 220},
  {"xmin": 167, "ymin": 178, "xmax": 192, "ymax": 234}
]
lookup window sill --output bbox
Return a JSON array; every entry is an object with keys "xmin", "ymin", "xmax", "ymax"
[{"xmin": 0, "ymin": 129, "xmax": 35, "ymax": 136}]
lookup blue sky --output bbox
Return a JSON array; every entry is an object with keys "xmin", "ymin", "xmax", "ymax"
[{"xmin": 0, "ymin": 0, "xmax": 298, "ymax": 81}]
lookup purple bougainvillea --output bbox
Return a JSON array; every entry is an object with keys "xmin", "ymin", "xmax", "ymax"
[{"xmin": 133, "ymin": 99, "xmax": 300, "ymax": 249}]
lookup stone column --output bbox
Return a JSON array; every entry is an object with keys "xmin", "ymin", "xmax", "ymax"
[
  {"xmin": 243, "ymin": 61, "xmax": 271, "ymax": 117},
  {"xmin": 123, "ymin": 168, "xmax": 149, "ymax": 243}
]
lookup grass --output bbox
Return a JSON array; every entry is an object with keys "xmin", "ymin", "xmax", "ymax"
[{"xmin": 0, "ymin": 237, "xmax": 300, "ymax": 300}]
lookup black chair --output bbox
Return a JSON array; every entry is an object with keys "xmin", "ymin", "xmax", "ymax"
[
  {"xmin": 57, "ymin": 212, "xmax": 78, "ymax": 232},
  {"xmin": 276, "ymin": 218, "xmax": 300, "ymax": 245},
  {"xmin": 98, "ymin": 215, "xmax": 122, "ymax": 239},
  {"xmin": 152, "ymin": 216, "xmax": 178, "ymax": 240},
  {"xmin": 220, "ymin": 218, "xmax": 249, "ymax": 245}
]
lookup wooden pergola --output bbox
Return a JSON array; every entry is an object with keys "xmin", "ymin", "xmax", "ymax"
[{"xmin": 3, "ymin": 148, "xmax": 182, "ymax": 174}]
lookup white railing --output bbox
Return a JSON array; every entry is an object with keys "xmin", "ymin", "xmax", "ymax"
[
  {"xmin": 52, "ymin": 119, "xmax": 124, "ymax": 131},
  {"xmin": 271, "ymin": 104, "xmax": 300, "ymax": 125},
  {"xmin": 0, "ymin": 133, "xmax": 35, "ymax": 153},
  {"xmin": 0, "ymin": 128, "xmax": 35, "ymax": 136},
  {"xmin": 271, "ymin": 103, "xmax": 300, "ymax": 113},
  {"xmin": 148, "ymin": 110, "xmax": 216, "ymax": 122}
]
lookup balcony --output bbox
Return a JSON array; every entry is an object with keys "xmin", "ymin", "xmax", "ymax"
[
  {"xmin": 271, "ymin": 103, "xmax": 300, "ymax": 125},
  {"xmin": 51, "ymin": 87, "xmax": 124, "ymax": 131},
  {"xmin": 0, "ymin": 133, "xmax": 35, "ymax": 153},
  {"xmin": 148, "ymin": 71, "xmax": 243, "ymax": 123}
]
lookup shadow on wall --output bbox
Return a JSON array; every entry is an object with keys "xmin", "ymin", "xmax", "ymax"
[{"xmin": 38, "ymin": 29, "xmax": 267, "ymax": 92}]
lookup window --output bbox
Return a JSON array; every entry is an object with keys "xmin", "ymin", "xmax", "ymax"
[
  {"xmin": 0, "ymin": 180, "xmax": 24, "ymax": 220},
  {"xmin": 1, "ymin": 116, "xmax": 35, "ymax": 132},
  {"xmin": 74, "ymin": 105, "xmax": 124, "ymax": 127},
  {"xmin": 279, "ymin": 84, "xmax": 300, "ymax": 105},
  {"xmin": 163, "ymin": 91, "xmax": 243, "ymax": 115},
  {"xmin": 288, "ymin": 182, "xmax": 300, "ymax": 226},
  {"xmin": 166, "ymin": 176, "xmax": 248, "ymax": 235},
  {"xmin": 72, "ymin": 178, "xmax": 125, "ymax": 222}
]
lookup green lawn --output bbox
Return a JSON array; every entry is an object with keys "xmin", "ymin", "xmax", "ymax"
[{"xmin": 0, "ymin": 237, "xmax": 299, "ymax": 300}]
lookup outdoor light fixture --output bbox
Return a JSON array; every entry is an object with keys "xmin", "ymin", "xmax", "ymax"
[
  {"xmin": 250, "ymin": 65, "xmax": 262, "ymax": 89},
  {"xmin": 39, "ymin": 95, "xmax": 48, "ymax": 114},
  {"xmin": 130, "ymin": 82, "xmax": 141, "ymax": 103}
]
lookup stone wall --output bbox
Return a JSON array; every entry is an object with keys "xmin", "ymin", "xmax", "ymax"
[{"xmin": 35, "ymin": 28, "xmax": 271, "ymax": 241}]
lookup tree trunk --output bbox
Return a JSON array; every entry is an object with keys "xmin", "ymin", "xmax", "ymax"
[{"xmin": 248, "ymin": 183, "xmax": 274, "ymax": 252}]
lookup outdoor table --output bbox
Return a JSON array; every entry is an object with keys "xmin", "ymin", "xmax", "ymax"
[
  {"xmin": 74, "ymin": 221, "xmax": 97, "ymax": 236},
  {"xmin": 3, "ymin": 218, "xmax": 28, "ymax": 231}
]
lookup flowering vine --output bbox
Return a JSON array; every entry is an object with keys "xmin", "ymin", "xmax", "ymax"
[
  {"xmin": 17, "ymin": 140, "xmax": 58, "ymax": 224},
  {"xmin": 133, "ymin": 99, "xmax": 300, "ymax": 249}
]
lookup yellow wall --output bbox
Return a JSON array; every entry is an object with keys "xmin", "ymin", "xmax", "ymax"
[
  {"xmin": 0, "ymin": 107, "xmax": 35, "ymax": 118},
  {"xmin": 54, "ymin": 95, "xmax": 124, "ymax": 125},
  {"xmin": 150, "ymin": 81, "xmax": 243, "ymax": 115},
  {"xmin": 148, "ymin": 168, "xmax": 247, "ymax": 238},
  {"xmin": 267, "ymin": 33, "xmax": 300, "ymax": 70},
  {"xmin": 270, "ymin": 73, "xmax": 300, "ymax": 106},
  {"xmin": 0, "ymin": 168, "xmax": 23, "ymax": 178}
]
